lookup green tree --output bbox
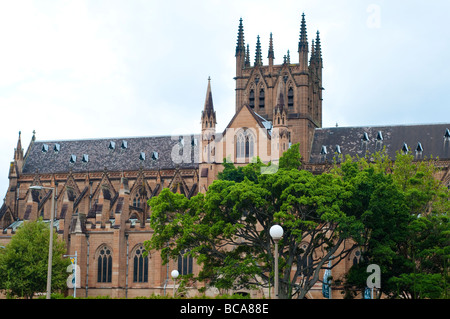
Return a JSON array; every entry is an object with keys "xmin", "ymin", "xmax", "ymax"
[
  {"xmin": 146, "ymin": 144, "xmax": 365, "ymax": 299},
  {"xmin": 0, "ymin": 218, "xmax": 70, "ymax": 299},
  {"xmin": 340, "ymin": 152, "xmax": 449, "ymax": 299}
]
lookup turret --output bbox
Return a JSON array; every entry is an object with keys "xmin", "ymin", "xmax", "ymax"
[
  {"xmin": 254, "ymin": 35, "xmax": 263, "ymax": 67},
  {"xmin": 268, "ymin": 33, "xmax": 274, "ymax": 67},
  {"xmin": 298, "ymin": 13, "xmax": 309, "ymax": 72},
  {"xmin": 235, "ymin": 18, "xmax": 246, "ymax": 111},
  {"xmin": 235, "ymin": 18, "xmax": 245, "ymax": 76},
  {"xmin": 201, "ymin": 77, "xmax": 216, "ymax": 133}
]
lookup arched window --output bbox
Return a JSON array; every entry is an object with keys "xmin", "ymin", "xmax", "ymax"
[
  {"xmin": 288, "ymin": 87, "xmax": 294, "ymax": 108},
  {"xmin": 249, "ymin": 89, "xmax": 255, "ymax": 108},
  {"xmin": 247, "ymin": 132, "xmax": 255, "ymax": 158},
  {"xmin": 97, "ymin": 245, "xmax": 112, "ymax": 283},
  {"xmin": 133, "ymin": 244, "xmax": 149, "ymax": 283},
  {"xmin": 259, "ymin": 88, "xmax": 265, "ymax": 108},
  {"xmin": 236, "ymin": 132, "xmax": 245, "ymax": 158},
  {"xmin": 299, "ymin": 243, "xmax": 313, "ymax": 276},
  {"xmin": 236, "ymin": 130, "xmax": 255, "ymax": 160},
  {"xmin": 133, "ymin": 192, "xmax": 141, "ymax": 208},
  {"xmin": 178, "ymin": 250, "xmax": 193, "ymax": 275},
  {"xmin": 352, "ymin": 249, "xmax": 362, "ymax": 266}
]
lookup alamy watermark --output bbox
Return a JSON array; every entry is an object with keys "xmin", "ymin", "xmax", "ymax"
[
  {"xmin": 367, "ymin": 4, "xmax": 381, "ymax": 29},
  {"xmin": 366, "ymin": 264, "xmax": 381, "ymax": 289},
  {"xmin": 168, "ymin": 126, "xmax": 283, "ymax": 174}
]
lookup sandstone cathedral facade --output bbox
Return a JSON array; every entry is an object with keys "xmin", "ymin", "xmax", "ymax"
[{"xmin": 0, "ymin": 14, "xmax": 449, "ymax": 298}]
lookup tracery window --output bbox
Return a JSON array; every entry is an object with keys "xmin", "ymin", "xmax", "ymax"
[
  {"xmin": 236, "ymin": 132, "xmax": 245, "ymax": 158},
  {"xmin": 133, "ymin": 192, "xmax": 141, "ymax": 208},
  {"xmin": 236, "ymin": 130, "xmax": 255, "ymax": 159},
  {"xmin": 133, "ymin": 244, "xmax": 149, "ymax": 283},
  {"xmin": 247, "ymin": 133, "xmax": 255, "ymax": 158},
  {"xmin": 97, "ymin": 245, "xmax": 112, "ymax": 283},
  {"xmin": 178, "ymin": 250, "xmax": 193, "ymax": 276}
]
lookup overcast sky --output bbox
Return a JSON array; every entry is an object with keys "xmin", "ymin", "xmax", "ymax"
[{"xmin": 1, "ymin": 0, "xmax": 449, "ymax": 199}]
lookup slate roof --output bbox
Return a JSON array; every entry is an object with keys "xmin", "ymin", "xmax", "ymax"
[
  {"xmin": 309, "ymin": 123, "xmax": 450, "ymax": 164},
  {"xmin": 22, "ymin": 135, "xmax": 200, "ymax": 174}
]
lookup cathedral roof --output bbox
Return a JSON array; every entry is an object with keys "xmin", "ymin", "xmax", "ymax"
[
  {"xmin": 309, "ymin": 123, "xmax": 450, "ymax": 163},
  {"xmin": 22, "ymin": 135, "xmax": 199, "ymax": 174}
]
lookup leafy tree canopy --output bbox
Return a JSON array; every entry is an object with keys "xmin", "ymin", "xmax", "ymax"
[
  {"xmin": 0, "ymin": 218, "xmax": 70, "ymax": 299},
  {"xmin": 339, "ymin": 152, "xmax": 449, "ymax": 299},
  {"xmin": 146, "ymin": 144, "xmax": 364, "ymax": 299}
]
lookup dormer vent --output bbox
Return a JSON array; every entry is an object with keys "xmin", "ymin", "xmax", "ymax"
[
  {"xmin": 415, "ymin": 142, "xmax": 423, "ymax": 153},
  {"xmin": 41, "ymin": 144, "xmax": 49, "ymax": 153},
  {"xmin": 445, "ymin": 128, "xmax": 450, "ymax": 141},
  {"xmin": 108, "ymin": 141, "xmax": 116, "ymax": 151},
  {"xmin": 402, "ymin": 143, "xmax": 409, "ymax": 154},
  {"xmin": 376, "ymin": 131, "xmax": 383, "ymax": 141},
  {"xmin": 362, "ymin": 132, "xmax": 369, "ymax": 142},
  {"xmin": 335, "ymin": 145, "xmax": 341, "ymax": 154},
  {"xmin": 415, "ymin": 142, "xmax": 423, "ymax": 159}
]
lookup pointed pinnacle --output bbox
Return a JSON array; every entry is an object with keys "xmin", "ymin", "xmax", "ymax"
[
  {"xmin": 299, "ymin": 12, "xmax": 308, "ymax": 52},
  {"xmin": 245, "ymin": 44, "xmax": 251, "ymax": 67},
  {"xmin": 235, "ymin": 18, "xmax": 245, "ymax": 57},
  {"xmin": 203, "ymin": 77, "xmax": 214, "ymax": 116},
  {"xmin": 254, "ymin": 35, "xmax": 262, "ymax": 66},
  {"xmin": 315, "ymin": 30, "xmax": 322, "ymax": 60},
  {"xmin": 268, "ymin": 32, "xmax": 275, "ymax": 59}
]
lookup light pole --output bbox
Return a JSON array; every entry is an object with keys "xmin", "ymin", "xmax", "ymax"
[
  {"xmin": 30, "ymin": 185, "xmax": 55, "ymax": 299},
  {"xmin": 270, "ymin": 224, "xmax": 283, "ymax": 299},
  {"xmin": 171, "ymin": 269, "xmax": 179, "ymax": 297}
]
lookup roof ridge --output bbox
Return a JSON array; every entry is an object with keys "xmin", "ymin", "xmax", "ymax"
[
  {"xmin": 318, "ymin": 122, "xmax": 450, "ymax": 130},
  {"xmin": 35, "ymin": 133, "xmax": 199, "ymax": 143}
]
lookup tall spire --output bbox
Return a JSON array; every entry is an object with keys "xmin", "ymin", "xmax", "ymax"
[
  {"xmin": 315, "ymin": 31, "xmax": 322, "ymax": 62},
  {"xmin": 298, "ymin": 12, "xmax": 309, "ymax": 71},
  {"xmin": 298, "ymin": 12, "xmax": 308, "ymax": 51},
  {"xmin": 14, "ymin": 131, "xmax": 23, "ymax": 161},
  {"xmin": 268, "ymin": 32, "xmax": 275, "ymax": 61},
  {"xmin": 203, "ymin": 76, "xmax": 215, "ymax": 117},
  {"xmin": 309, "ymin": 39, "xmax": 315, "ymax": 64},
  {"xmin": 235, "ymin": 18, "xmax": 245, "ymax": 57},
  {"xmin": 254, "ymin": 35, "xmax": 263, "ymax": 67},
  {"xmin": 245, "ymin": 44, "xmax": 251, "ymax": 67}
]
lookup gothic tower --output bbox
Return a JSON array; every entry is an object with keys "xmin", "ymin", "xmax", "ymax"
[
  {"xmin": 199, "ymin": 77, "xmax": 217, "ymax": 192},
  {"xmin": 234, "ymin": 13, "xmax": 323, "ymax": 161}
]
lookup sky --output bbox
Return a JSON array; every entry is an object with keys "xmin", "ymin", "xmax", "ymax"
[{"xmin": 0, "ymin": 0, "xmax": 449, "ymax": 199}]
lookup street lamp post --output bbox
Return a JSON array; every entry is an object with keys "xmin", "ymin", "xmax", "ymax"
[
  {"xmin": 270, "ymin": 224, "xmax": 283, "ymax": 299},
  {"xmin": 171, "ymin": 269, "xmax": 179, "ymax": 297},
  {"xmin": 30, "ymin": 185, "xmax": 55, "ymax": 299}
]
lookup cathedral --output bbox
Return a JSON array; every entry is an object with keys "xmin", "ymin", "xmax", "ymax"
[{"xmin": 0, "ymin": 14, "xmax": 449, "ymax": 299}]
